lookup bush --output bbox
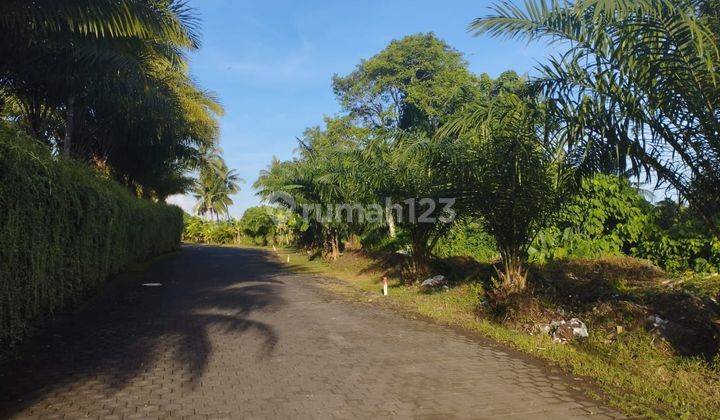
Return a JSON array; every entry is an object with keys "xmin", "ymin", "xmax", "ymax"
[
  {"xmin": 529, "ymin": 175, "xmax": 720, "ymax": 273},
  {"xmin": 434, "ymin": 220, "xmax": 497, "ymax": 262},
  {"xmin": 182, "ymin": 215, "xmax": 243, "ymax": 244},
  {"xmin": 635, "ymin": 199, "xmax": 720, "ymax": 273},
  {"xmin": 0, "ymin": 124, "xmax": 183, "ymax": 347},
  {"xmin": 183, "ymin": 206, "xmax": 306, "ymax": 246},
  {"xmin": 529, "ymin": 175, "xmax": 651, "ymax": 262},
  {"xmin": 240, "ymin": 206, "xmax": 275, "ymax": 245}
]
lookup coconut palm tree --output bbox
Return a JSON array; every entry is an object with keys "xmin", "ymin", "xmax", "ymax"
[{"xmin": 193, "ymin": 157, "xmax": 242, "ymax": 221}]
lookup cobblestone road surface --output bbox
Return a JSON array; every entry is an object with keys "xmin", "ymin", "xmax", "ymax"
[{"xmin": 0, "ymin": 245, "xmax": 623, "ymax": 419}]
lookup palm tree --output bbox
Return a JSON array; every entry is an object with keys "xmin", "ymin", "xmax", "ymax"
[
  {"xmin": 432, "ymin": 93, "xmax": 568, "ymax": 293},
  {"xmin": 0, "ymin": 0, "xmax": 198, "ymax": 149},
  {"xmin": 193, "ymin": 157, "xmax": 241, "ymax": 221},
  {"xmin": 0, "ymin": 0, "xmax": 222, "ymax": 199},
  {"xmin": 470, "ymin": 0, "xmax": 720, "ymax": 231}
]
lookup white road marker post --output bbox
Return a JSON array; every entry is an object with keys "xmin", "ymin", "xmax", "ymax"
[
  {"xmin": 382, "ymin": 276, "xmax": 388, "ymax": 296},
  {"xmin": 273, "ymin": 245, "xmax": 277, "ymax": 252},
  {"xmin": 286, "ymin": 255, "xmax": 290, "ymax": 263}
]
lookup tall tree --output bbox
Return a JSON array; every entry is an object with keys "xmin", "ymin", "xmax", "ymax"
[
  {"xmin": 332, "ymin": 33, "xmax": 481, "ymax": 134},
  {"xmin": 331, "ymin": 33, "xmax": 484, "ymax": 273}
]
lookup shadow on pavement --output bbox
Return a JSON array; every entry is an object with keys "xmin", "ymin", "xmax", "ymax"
[{"xmin": 0, "ymin": 245, "xmax": 285, "ymax": 417}]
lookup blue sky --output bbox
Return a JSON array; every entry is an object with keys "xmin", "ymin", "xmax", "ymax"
[{"xmin": 169, "ymin": 0, "xmax": 554, "ymax": 217}]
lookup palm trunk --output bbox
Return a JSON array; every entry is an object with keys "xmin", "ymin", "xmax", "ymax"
[
  {"xmin": 498, "ymin": 247, "xmax": 527, "ymax": 293},
  {"xmin": 408, "ymin": 229, "xmax": 430, "ymax": 282},
  {"xmin": 331, "ymin": 235, "xmax": 340, "ymax": 260},
  {"xmin": 385, "ymin": 207, "xmax": 397, "ymax": 238},
  {"xmin": 63, "ymin": 95, "xmax": 75, "ymax": 157},
  {"xmin": 331, "ymin": 230, "xmax": 341, "ymax": 260}
]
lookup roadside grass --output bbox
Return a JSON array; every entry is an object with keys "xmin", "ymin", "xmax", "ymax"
[{"xmin": 273, "ymin": 247, "xmax": 720, "ymax": 419}]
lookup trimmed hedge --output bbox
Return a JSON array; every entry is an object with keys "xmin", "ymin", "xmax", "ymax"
[{"xmin": 0, "ymin": 124, "xmax": 183, "ymax": 347}]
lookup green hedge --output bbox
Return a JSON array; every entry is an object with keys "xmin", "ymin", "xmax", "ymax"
[{"xmin": 0, "ymin": 124, "xmax": 183, "ymax": 347}]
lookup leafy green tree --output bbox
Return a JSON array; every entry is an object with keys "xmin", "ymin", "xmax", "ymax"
[
  {"xmin": 240, "ymin": 207, "xmax": 276, "ymax": 245},
  {"xmin": 331, "ymin": 33, "xmax": 485, "ymax": 276},
  {"xmin": 332, "ymin": 33, "xmax": 481, "ymax": 134}
]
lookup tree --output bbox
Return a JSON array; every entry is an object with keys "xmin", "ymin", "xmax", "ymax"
[
  {"xmin": 471, "ymin": 0, "xmax": 720, "ymax": 231},
  {"xmin": 240, "ymin": 207, "xmax": 276, "ymax": 245},
  {"xmin": 0, "ymin": 0, "xmax": 221, "ymax": 199},
  {"xmin": 254, "ymin": 117, "xmax": 367, "ymax": 260},
  {"xmin": 332, "ymin": 33, "xmax": 481, "ymax": 134},
  {"xmin": 437, "ymin": 93, "xmax": 567, "ymax": 293},
  {"xmin": 193, "ymin": 155, "xmax": 241, "ymax": 221},
  {"xmin": 331, "ymin": 33, "xmax": 484, "ymax": 275}
]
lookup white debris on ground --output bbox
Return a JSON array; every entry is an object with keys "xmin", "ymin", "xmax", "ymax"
[
  {"xmin": 420, "ymin": 274, "xmax": 447, "ymax": 289},
  {"xmin": 647, "ymin": 315, "xmax": 670, "ymax": 329},
  {"xmin": 539, "ymin": 318, "xmax": 589, "ymax": 343}
]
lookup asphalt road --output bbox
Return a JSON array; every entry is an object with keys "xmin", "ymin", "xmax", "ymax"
[{"xmin": 0, "ymin": 245, "xmax": 622, "ymax": 419}]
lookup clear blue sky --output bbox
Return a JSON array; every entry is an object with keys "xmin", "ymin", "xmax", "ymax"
[{"xmin": 168, "ymin": 0, "xmax": 553, "ymax": 217}]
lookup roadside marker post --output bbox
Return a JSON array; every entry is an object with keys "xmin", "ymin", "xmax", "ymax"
[{"xmin": 383, "ymin": 276, "xmax": 388, "ymax": 296}]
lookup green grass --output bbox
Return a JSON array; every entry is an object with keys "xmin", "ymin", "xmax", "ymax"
[{"xmin": 272, "ymin": 247, "xmax": 720, "ymax": 419}]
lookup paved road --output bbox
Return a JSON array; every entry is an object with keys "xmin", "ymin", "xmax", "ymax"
[{"xmin": 0, "ymin": 245, "xmax": 622, "ymax": 419}]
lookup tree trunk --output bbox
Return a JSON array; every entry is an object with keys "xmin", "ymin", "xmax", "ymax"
[
  {"xmin": 330, "ymin": 232, "xmax": 340, "ymax": 261},
  {"xmin": 497, "ymin": 247, "xmax": 527, "ymax": 293},
  {"xmin": 63, "ymin": 95, "xmax": 75, "ymax": 157},
  {"xmin": 385, "ymin": 206, "xmax": 397, "ymax": 238},
  {"xmin": 408, "ymin": 230, "xmax": 430, "ymax": 282}
]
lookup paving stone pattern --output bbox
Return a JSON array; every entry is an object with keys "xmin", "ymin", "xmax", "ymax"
[{"xmin": 0, "ymin": 246, "xmax": 624, "ymax": 419}]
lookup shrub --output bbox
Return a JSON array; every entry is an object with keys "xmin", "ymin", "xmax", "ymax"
[
  {"xmin": 529, "ymin": 175, "xmax": 651, "ymax": 262},
  {"xmin": 240, "ymin": 206, "xmax": 275, "ymax": 245},
  {"xmin": 182, "ymin": 215, "xmax": 242, "ymax": 244},
  {"xmin": 635, "ymin": 199, "xmax": 720, "ymax": 273},
  {"xmin": 434, "ymin": 220, "xmax": 497, "ymax": 262},
  {"xmin": 529, "ymin": 175, "xmax": 720, "ymax": 273},
  {"xmin": 0, "ymin": 124, "xmax": 183, "ymax": 347}
]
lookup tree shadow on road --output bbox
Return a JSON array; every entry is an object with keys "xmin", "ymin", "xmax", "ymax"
[{"xmin": 0, "ymin": 245, "xmax": 286, "ymax": 416}]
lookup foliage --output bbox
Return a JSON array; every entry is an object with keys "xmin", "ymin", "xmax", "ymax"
[
  {"xmin": 472, "ymin": 0, "xmax": 720, "ymax": 232},
  {"xmin": 0, "ymin": 124, "xmax": 183, "ymax": 347},
  {"xmin": 530, "ymin": 175, "xmax": 652, "ymax": 261},
  {"xmin": 332, "ymin": 33, "xmax": 481, "ymax": 132},
  {"xmin": 240, "ymin": 206, "xmax": 276, "ymax": 245},
  {"xmin": 434, "ymin": 219, "xmax": 497, "ymax": 263},
  {"xmin": 183, "ymin": 206, "xmax": 306, "ymax": 247},
  {"xmin": 438, "ymin": 93, "xmax": 569, "ymax": 293},
  {"xmin": 528, "ymin": 175, "xmax": 720, "ymax": 273},
  {"xmin": 636, "ymin": 201, "xmax": 720, "ymax": 273},
  {"xmin": 0, "ymin": 0, "xmax": 221, "ymax": 199},
  {"xmin": 193, "ymin": 148, "xmax": 242, "ymax": 220},
  {"xmin": 183, "ymin": 215, "xmax": 242, "ymax": 245},
  {"xmin": 255, "ymin": 117, "xmax": 369, "ymax": 259},
  {"xmin": 329, "ymin": 34, "xmax": 485, "ymax": 275}
]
